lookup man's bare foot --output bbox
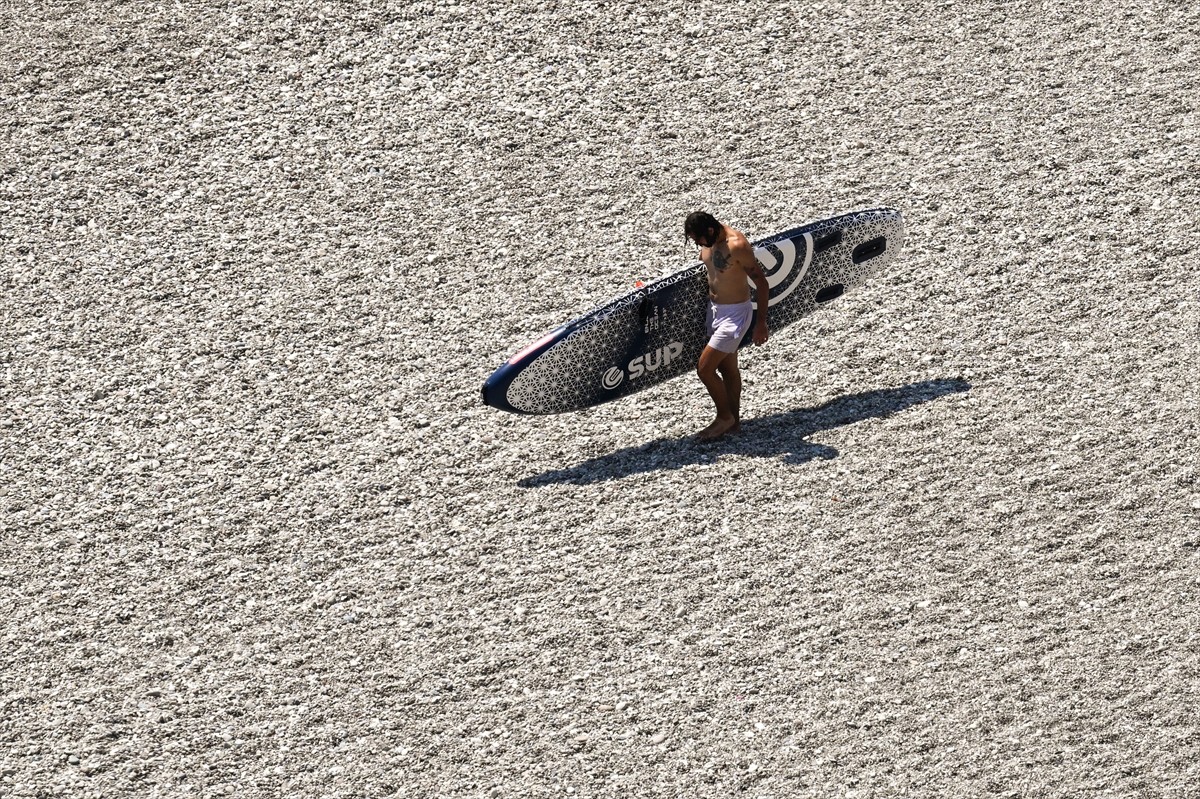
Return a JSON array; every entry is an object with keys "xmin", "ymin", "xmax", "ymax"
[
  {"xmin": 696, "ymin": 416, "xmax": 737, "ymax": 440},
  {"xmin": 730, "ymin": 419, "xmax": 742, "ymax": 435}
]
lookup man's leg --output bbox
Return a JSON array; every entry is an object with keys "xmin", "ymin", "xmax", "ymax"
[
  {"xmin": 696, "ymin": 346, "xmax": 737, "ymax": 439},
  {"xmin": 717, "ymin": 351, "xmax": 742, "ymax": 433}
]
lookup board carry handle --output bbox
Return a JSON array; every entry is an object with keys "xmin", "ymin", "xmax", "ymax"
[{"xmin": 852, "ymin": 236, "xmax": 887, "ymax": 264}]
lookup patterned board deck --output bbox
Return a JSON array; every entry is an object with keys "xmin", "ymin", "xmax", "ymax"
[{"xmin": 482, "ymin": 208, "xmax": 905, "ymax": 415}]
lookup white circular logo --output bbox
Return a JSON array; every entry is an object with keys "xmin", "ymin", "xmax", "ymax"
[
  {"xmin": 601, "ymin": 367, "xmax": 624, "ymax": 390},
  {"xmin": 750, "ymin": 232, "xmax": 813, "ymax": 309}
]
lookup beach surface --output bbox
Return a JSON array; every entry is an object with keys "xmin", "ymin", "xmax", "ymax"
[{"xmin": 2, "ymin": 1, "xmax": 1197, "ymax": 796}]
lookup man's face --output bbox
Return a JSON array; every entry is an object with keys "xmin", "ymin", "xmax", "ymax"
[{"xmin": 690, "ymin": 227, "xmax": 717, "ymax": 248}]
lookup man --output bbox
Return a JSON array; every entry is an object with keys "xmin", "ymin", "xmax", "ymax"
[{"xmin": 684, "ymin": 211, "xmax": 770, "ymax": 440}]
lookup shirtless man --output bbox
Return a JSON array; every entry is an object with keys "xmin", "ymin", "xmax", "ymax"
[{"xmin": 685, "ymin": 211, "xmax": 770, "ymax": 440}]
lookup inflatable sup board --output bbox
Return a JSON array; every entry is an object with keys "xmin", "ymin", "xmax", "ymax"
[{"xmin": 482, "ymin": 207, "xmax": 904, "ymax": 415}]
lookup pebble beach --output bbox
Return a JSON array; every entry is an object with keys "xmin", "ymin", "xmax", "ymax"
[{"xmin": 2, "ymin": 1, "xmax": 1197, "ymax": 797}]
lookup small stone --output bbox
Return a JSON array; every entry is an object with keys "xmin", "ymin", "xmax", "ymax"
[{"xmin": 649, "ymin": 731, "xmax": 667, "ymax": 744}]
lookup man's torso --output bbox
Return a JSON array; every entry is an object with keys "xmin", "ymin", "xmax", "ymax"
[{"xmin": 702, "ymin": 227, "xmax": 752, "ymax": 304}]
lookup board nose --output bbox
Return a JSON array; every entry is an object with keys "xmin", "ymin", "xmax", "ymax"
[{"xmin": 480, "ymin": 364, "xmax": 522, "ymax": 413}]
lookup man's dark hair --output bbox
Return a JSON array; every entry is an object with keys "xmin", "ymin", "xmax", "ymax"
[{"xmin": 685, "ymin": 211, "xmax": 720, "ymax": 243}]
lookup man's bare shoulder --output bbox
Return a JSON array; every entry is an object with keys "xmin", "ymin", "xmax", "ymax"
[
  {"xmin": 725, "ymin": 229, "xmax": 760, "ymax": 270},
  {"xmin": 725, "ymin": 227, "xmax": 751, "ymax": 249}
]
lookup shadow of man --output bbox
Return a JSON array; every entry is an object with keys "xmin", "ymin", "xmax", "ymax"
[{"xmin": 519, "ymin": 378, "xmax": 970, "ymax": 487}]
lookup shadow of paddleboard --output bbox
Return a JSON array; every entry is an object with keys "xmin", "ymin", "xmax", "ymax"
[{"xmin": 519, "ymin": 379, "xmax": 971, "ymax": 487}]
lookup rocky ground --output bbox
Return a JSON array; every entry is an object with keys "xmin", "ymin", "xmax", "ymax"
[{"xmin": 2, "ymin": 1, "xmax": 1197, "ymax": 797}]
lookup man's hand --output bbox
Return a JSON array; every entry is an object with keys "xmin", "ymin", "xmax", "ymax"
[{"xmin": 753, "ymin": 320, "xmax": 769, "ymax": 346}]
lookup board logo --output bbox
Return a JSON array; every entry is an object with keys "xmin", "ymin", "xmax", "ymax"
[
  {"xmin": 629, "ymin": 341, "xmax": 684, "ymax": 379},
  {"xmin": 751, "ymin": 232, "xmax": 814, "ymax": 309},
  {"xmin": 602, "ymin": 341, "xmax": 685, "ymax": 390}
]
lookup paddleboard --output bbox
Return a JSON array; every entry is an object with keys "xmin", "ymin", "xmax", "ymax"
[{"xmin": 482, "ymin": 207, "xmax": 904, "ymax": 415}]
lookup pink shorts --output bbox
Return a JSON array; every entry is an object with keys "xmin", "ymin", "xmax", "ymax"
[{"xmin": 705, "ymin": 300, "xmax": 754, "ymax": 353}]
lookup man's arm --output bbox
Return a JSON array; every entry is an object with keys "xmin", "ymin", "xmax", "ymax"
[{"xmin": 736, "ymin": 243, "xmax": 770, "ymax": 345}]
